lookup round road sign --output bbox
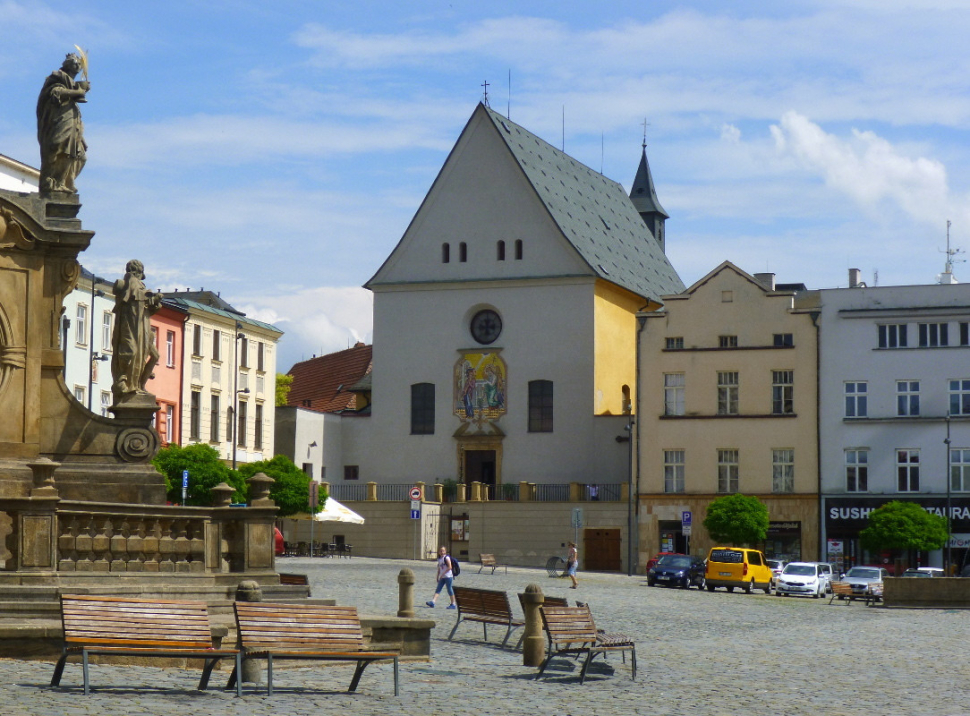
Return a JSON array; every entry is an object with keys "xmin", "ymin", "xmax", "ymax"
[{"xmin": 409, "ymin": 486, "xmax": 422, "ymax": 500}]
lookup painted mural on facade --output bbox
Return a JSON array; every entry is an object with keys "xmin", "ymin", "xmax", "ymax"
[{"xmin": 454, "ymin": 351, "xmax": 507, "ymax": 424}]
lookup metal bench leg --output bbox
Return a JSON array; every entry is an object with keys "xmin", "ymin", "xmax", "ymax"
[
  {"xmin": 82, "ymin": 649, "xmax": 91, "ymax": 695},
  {"xmin": 349, "ymin": 659, "xmax": 367, "ymax": 692},
  {"xmin": 266, "ymin": 655, "xmax": 274, "ymax": 696},
  {"xmin": 578, "ymin": 651, "xmax": 595, "ymax": 685},
  {"xmin": 448, "ymin": 616, "xmax": 464, "ymax": 641},
  {"xmin": 50, "ymin": 651, "xmax": 68, "ymax": 686},
  {"xmin": 483, "ymin": 623, "xmax": 488, "ymax": 642},
  {"xmin": 234, "ymin": 654, "xmax": 242, "ymax": 696},
  {"xmin": 630, "ymin": 647, "xmax": 637, "ymax": 680},
  {"xmin": 199, "ymin": 657, "xmax": 219, "ymax": 690},
  {"xmin": 225, "ymin": 663, "xmax": 238, "ymax": 691},
  {"xmin": 535, "ymin": 655, "xmax": 553, "ymax": 680},
  {"xmin": 393, "ymin": 656, "xmax": 399, "ymax": 696}
]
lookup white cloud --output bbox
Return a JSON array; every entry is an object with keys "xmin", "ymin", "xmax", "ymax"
[
  {"xmin": 235, "ymin": 286, "xmax": 373, "ymax": 371},
  {"xmin": 720, "ymin": 124, "xmax": 741, "ymax": 144},
  {"xmin": 770, "ymin": 110, "xmax": 950, "ymax": 226}
]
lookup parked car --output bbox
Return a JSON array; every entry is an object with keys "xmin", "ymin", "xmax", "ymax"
[
  {"xmin": 705, "ymin": 547, "xmax": 773, "ymax": 593},
  {"xmin": 775, "ymin": 562, "xmax": 830, "ymax": 598},
  {"xmin": 766, "ymin": 559, "xmax": 787, "ymax": 587},
  {"xmin": 901, "ymin": 567, "xmax": 945, "ymax": 577},
  {"xmin": 810, "ymin": 562, "xmax": 836, "ymax": 591},
  {"xmin": 841, "ymin": 566, "xmax": 889, "ymax": 598},
  {"xmin": 647, "ymin": 555, "xmax": 706, "ymax": 589},
  {"xmin": 646, "ymin": 552, "xmax": 681, "ymax": 571}
]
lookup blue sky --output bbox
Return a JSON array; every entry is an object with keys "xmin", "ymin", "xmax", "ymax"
[{"xmin": 3, "ymin": 1, "xmax": 970, "ymax": 370}]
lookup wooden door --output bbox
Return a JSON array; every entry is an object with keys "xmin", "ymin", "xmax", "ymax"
[{"xmin": 584, "ymin": 528, "xmax": 621, "ymax": 571}]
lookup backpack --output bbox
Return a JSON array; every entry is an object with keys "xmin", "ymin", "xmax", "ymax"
[{"xmin": 449, "ymin": 555, "xmax": 460, "ymax": 577}]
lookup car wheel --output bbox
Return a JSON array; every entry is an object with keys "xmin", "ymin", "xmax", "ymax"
[
  {"xmin": 743, "ymin": 580, "xmax": 753, "ymax": 594},
  {"xmin": 706, "ymin": 584, "xmax": 715, "ymax": 592},
  {"xmin": 813, "ymin": 587, "xmax": 821, "ymax": 599},
  {"xmin": 727, "ymin": 586, "xmax": 734, "ymax": 593},
  {"xmin": 763, "ymin": 582, "xmax": 772, "ymax": 594},
  {"xmin": 775, "ymin": 590, "xmax": 782, "ymax": 597},
  {"xmin": 697, "ymin": 577, "xmax": 705, "ymax": 590},
  {"xmin": 647, "ymin": 579, "xmax": 655, "ymax": 587},
  {"xmin": 681, "ymin": 577, "xmax": 690, "ymax": 589}
]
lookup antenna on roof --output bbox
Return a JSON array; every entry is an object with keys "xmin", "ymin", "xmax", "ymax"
[
  {"xmin": 507, "ymin": 69, "xmax": 511, "ymax": 119},
  {"xmin": 562, "ymin": 106, "xmax": 565, "ymax": 152},
  {"xmin": 939, "ymin": 219, "xmax": 965, "ymax": 284},
  {"xmin": 481, "ymin": 79, "xmax": 490, "ymax": 107}
]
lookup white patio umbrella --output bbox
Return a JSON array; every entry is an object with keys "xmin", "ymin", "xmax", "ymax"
[{"xmin": 311, "ymin": 497, "xmax": 365, "ymax": 524}]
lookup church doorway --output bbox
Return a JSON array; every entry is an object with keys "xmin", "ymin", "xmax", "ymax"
[{"xmin": 464, "ymin": 450, "xmax": 496, "ymax": 487}]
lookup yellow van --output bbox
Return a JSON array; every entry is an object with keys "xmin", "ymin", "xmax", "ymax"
[{"xmin": 705, "ymin": 547, "xmax": 774, "ymax": 593}]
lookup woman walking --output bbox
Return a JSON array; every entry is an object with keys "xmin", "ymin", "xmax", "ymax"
[
  {"xmin": 426, "ymin": 546, "xmax": 457, "ymax": 609},
  {"xmin": 566, "ymin": 541, "xmax": 579, "ymax": 589}
]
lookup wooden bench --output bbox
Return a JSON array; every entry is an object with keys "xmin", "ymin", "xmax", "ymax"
[
  {"xmin": 536, "ymin": 606, "xmax": 636, "ymax": 684},
  {"xmin": 51, "ymin": 595, "xmax": 241, "ymax": 695},
  {"xmin": 230, "ymin": 602, "xmax": 399, "ymax": 695},
  {"xmin": 478, "ymin": 553, "xmax": 506, "ymax": 574},
  {"xmin": 828, "ymin": 582, "xmax": 859, "ymax": 604},
  {"xmin": 448, "ymin": 586, "xmax": 524, "ymax": 647}
]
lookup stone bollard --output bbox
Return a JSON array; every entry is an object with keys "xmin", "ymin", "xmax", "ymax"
[
  {"xmin": 235, "ymin": 580, "xmax": 263, "ymax": 684},
  {"xmin": 398, "ymin": 568, "xmax": 415, "ymax": 618},
  {"xmin": 520, "ymin": 583, "xmax": 545, "ymax": 667}
]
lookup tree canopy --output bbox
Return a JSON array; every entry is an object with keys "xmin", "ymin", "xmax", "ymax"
[
  {"xmin": 236, "ymin": 454, "xmax": 325, "ymax": 517},
  {"xmin": 859, "ymin": 501, "xmax": 948, "ymax": 553},
  {"xmin": 276, "ymin": 373, "xmax": 293, "ymax": 407},
  {"xmin": 152, "ymin": 443, "xmax": 247, "ymax": 506},
  {"xmin": 703, "ymin": 493, "xmax": 770, "ymax": 546}
]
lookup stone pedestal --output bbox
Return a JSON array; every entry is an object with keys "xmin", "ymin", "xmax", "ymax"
[{"xmin": 520, "ymin": 584, "xmax": 545, "ymax": 667}]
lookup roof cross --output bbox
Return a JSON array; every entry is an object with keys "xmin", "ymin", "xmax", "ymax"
[{"xmin": 481, "ymin": 80, "xmax": 490, "ymax": 107}]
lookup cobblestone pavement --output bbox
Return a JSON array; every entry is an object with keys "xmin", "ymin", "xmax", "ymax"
[{"xmin": 3, "ymin": 556, "xmax": 969, "ymax": 715}]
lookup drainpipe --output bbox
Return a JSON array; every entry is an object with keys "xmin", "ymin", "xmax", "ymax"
[
  {"xmin": 630, "ymin": 311, "xmax": 648, "ymax": 576},
  {"xmin": 811, "ymin": 309, "xmax": 822, "ymax": 562}
]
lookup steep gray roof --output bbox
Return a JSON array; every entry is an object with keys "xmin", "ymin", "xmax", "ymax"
[
  {"xmin": 482, "ymin": 105, "xmax": 684, "ymax": 300},
  {"xmin": 162, "ymin": 295, "xmax": 282, "ymax": 335}
]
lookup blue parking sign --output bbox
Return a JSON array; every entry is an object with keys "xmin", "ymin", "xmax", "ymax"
[{"xmin": 682, "ymin": 511, "xmax": 691, "ymax": 526}]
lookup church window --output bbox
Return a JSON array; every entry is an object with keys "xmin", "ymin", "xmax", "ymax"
[
  {"xmin": 459, "ymin": 242, "xmax": 467, "ymax": 262},
  {"xmin": 515, "ymin": 240, "xmax": 523, "ymax": 260},
  {"xmin": 410, "ymin": 383, "xmax": 435, "ymax": 435},
  {"xmin": 528, "ymin": 380, "xmax": 553, "ymax": 432},
  {"xmin": 442, "ymin": 243, "xmax": 450, "ymax": 263},
  {"xmin": 497, "ymin": 240, "xmax": 505, "ymax": 261}
]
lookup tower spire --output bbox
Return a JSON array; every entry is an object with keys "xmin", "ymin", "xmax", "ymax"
[{"xmin": 630, "ymin": 139, "xmax": 669, "ymax": 252}]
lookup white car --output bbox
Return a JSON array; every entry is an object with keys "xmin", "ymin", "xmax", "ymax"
[
  {"xmin": 775, "ymin": 562, "xmax": 831, "ymax": 598},
  {"xmin": 766, "ymin": 559, "xmax": 787, "ymax": 588}
]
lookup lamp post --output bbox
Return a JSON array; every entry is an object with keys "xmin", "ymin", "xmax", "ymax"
[
  {"xmin": 86, "ymin": 276, "xmax": 108, "ymax": 412},
  {"xmin": 625, "ymin": 419, "xmax": 635, "ymax": 577},
  {"xmin": 945, "ymin": 412, "xmax": 952, "ymax": 573},
  {"xmin": 231, "ymin": 321, "xmax": 245, "ymax": 470}
]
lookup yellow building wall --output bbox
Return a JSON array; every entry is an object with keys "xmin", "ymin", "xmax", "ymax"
[{"xmin": 593, "ymin": 280, "xmax": 649, "ymax": 416}]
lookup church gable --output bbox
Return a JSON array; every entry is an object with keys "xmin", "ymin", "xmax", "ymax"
[{"xmin": 367, "ymin": 106, "xmax": 591, "ymax": 288}]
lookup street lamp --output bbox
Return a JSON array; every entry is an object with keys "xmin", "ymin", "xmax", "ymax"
[
  {"xmin": 231, "ymin": 322, "xmax": 245, "ymax": 470},
  {"xmin": 945, "ymin": 413, "xmax": 952, "ymax": 573},
  {"xmin": 87, "ymin": 279, "xmax": 105, "ymax": 411}
]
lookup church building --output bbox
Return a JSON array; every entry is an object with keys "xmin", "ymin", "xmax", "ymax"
[{"xmin": 359, "ymin": 103, "xmax": 684, "ymax": 491}]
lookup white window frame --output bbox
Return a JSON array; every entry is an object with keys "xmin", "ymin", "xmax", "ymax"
[
  {"xmin": 845, "ymin": 381, "xmax": 868, "ymax": 418},
  {"xmin": 878, "ymin": 323, "xmax": 907, "ymax": 348},
  {"xmin": 950, "ymin": 379, "xmax": 970, "ymax": 416},
  {"xmin": 772, "ymin": 370, "xmax": 794, "ymax": 415},
  {"xmin": 75, "ymin": 304, "xmax": 88, "ymax": 346},
  {"xmin": 100, "ymin": 391, "xmax": 111, "ymax": 418},
  {"xmin": 772, "ymin": 449, "xmax": 794, "ymax": 493},
  {"xmin": 717, "ymin": 372, "xmax": 739, "ymax": 415},
  {"xmin": 166, "ymin": 330, "xmax": 176, "ymax": 367},
  {"xmin": 896, "ymin": 449, "xmax": 920, "ymax": 492},
  {"xmin": 101, "ymin": 311, "xmax": 113, "ymax": 353},
  {"xmin": 845, "ymin": 449, "xmax": 868, "ymax": 493},
  {"xmin": 717, "ymin": 449, "xmax": 739, "ymax": 493},
  {"xmin": 896, "ymin": 380, "xmax": 920, "ymax": 416},
  {"xmin": 663, "ymin": 450, "xmax": 685, "ymax": 493},
  {"xmin": 918, "ymin": 322, "xmax": 949, "ymax": 347},
  {"xmin": 663, "ymin": 373, "xmax": 685, "ymax": 416},
  {"xmin": 951, "ymin": 449, "xmax": 970, "ymax": 493}
]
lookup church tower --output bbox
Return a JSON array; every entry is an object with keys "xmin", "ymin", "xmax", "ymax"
[{"xmin": 629, "ymin": 146, "xmax": 669, "ymax": 252}]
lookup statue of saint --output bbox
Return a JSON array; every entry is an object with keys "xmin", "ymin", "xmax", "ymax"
[
  {"xmin": 36, "ymin": 52, "xmax": 89, "ymax": 194},
  {"xmin": 111, "ymin": 260, "xmax": 162, "ymax": 403}
]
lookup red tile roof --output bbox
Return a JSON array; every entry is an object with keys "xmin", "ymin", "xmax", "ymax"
[{"xmin": 287, "ymin": 342, "xmax": 372, "ymax": 414}]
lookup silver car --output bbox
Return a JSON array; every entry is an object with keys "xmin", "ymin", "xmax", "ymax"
[
  {"xmin": 775, "ymin": 562, "xmax": 830, "ymax": 598},
  {"xmin": 842, "ymin": 566, "xmax": 889, "ymax": 598}
]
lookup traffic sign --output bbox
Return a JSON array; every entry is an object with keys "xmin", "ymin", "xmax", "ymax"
[
  {"xmin": 409, "ymin": 486, "xmax": 422, "ymax": 500},
  {"xmin": 410, "ymin": 509, "xmax": 420, "ymax": 519},
  {"xmin": 682, "ymin": 510, "xmax": 692, "ymax": 536},
  {"xmin": 572, "ymin": 508, "xmax": 583, "ymax": 529},
  {"xmin": 182, "ymin": 470, "xmax": 189, "ymax": 489},
  {"xmin": 410, "ymin": 500, "xmax": 421, "ymax": 511}
]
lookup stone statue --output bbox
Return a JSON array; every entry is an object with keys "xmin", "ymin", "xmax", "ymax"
[
  {"xmin": 36, "ymin": 52, "xmax": 89, "ymax": 195},
  {"xmin": 111, "ymin": 260, "xmax": 161, "ymax": 403}
]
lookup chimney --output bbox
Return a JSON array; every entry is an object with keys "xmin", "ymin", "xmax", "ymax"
[
  {"xmin": 849, "ymin": 268, "xmax": 862, "ymax": 288},
  {"xmin": 754, "ymin": 273, "xmax": 775, "ymax": 291}
]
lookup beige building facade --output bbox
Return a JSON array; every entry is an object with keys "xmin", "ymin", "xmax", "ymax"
[{"xmin": 636, "ymin": 262, "xmax": 820, "ymax": 569}]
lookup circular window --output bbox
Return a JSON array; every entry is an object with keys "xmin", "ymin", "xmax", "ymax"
[{"xmin": 470, "ymin": 309, "xmax": 502, "ymax": 345}]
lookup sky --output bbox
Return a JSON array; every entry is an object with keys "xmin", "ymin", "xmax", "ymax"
[{"xmin": 3, "ymin": 1, "xmax": 970, "ymax": 371}]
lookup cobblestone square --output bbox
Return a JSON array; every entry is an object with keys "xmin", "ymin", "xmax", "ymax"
[{"xmin": 2, "ymin": 557, "xmax": 967, "ymax": 715}]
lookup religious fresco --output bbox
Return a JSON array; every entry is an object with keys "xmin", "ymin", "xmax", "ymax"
[{"xmin": 454, "ymin": 351, "xmax": 507, "ymax": 424}]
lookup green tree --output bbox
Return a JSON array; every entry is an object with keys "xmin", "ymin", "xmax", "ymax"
[
  {"xmin": 237, "ymin": 454, "xmax": 325, "ymax": 517},
  {"xmin": 859, "ymin": 501, "xmax": 948, "ymax": 562},
  {"xmin": 276, "ymin": 373, "xmax": 293, "ymax": 407},
  {"xmin": 703, "ymin": 494, "xmax": 770, "ymax": 546},
  {"xmin": 152, "ymin": 443, "xmax": 247, "ymax": 506}
]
